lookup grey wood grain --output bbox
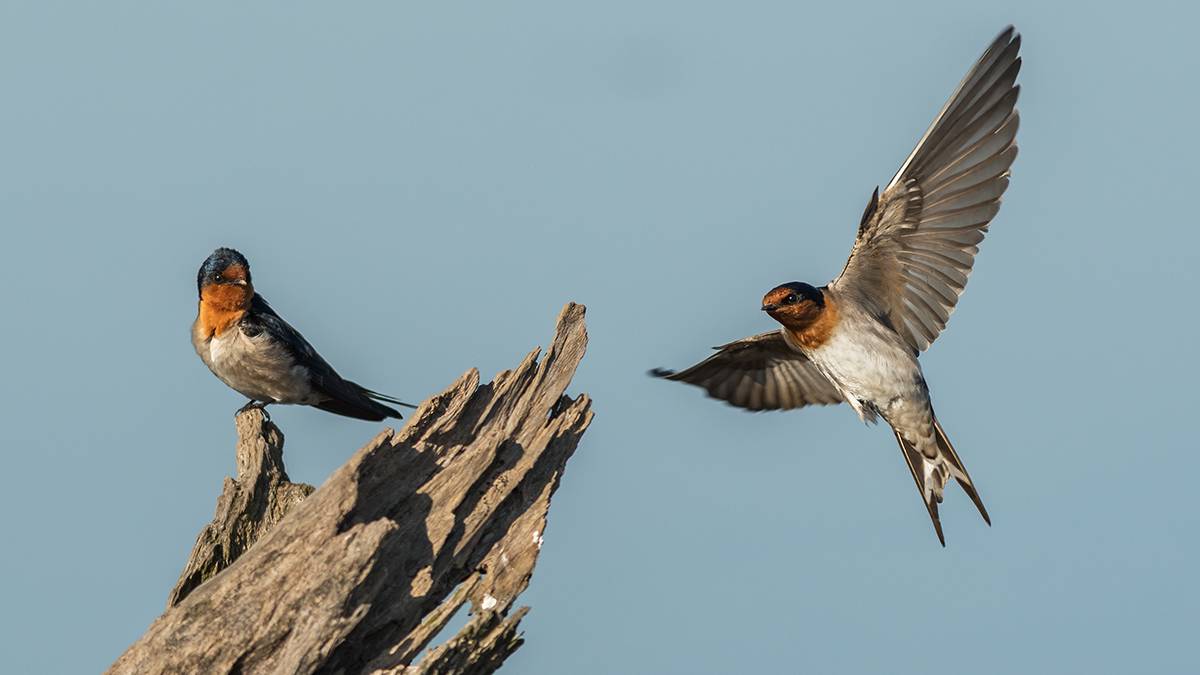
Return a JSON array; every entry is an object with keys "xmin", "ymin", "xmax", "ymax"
[{"xmin": 110, "ymin": 303, "xmax": 592, "ymax": 675}]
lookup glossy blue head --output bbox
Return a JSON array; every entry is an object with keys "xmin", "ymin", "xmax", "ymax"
[
  {"xmin": 761, "ymin": 281, "xmax": 824, "ymax": 312},
  {"xmin": 197, "ymin": 247, "xmax": 252, "ymax": 297}
]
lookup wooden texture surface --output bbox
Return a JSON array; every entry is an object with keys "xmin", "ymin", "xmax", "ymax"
[{"xmin": 109, "ymin": 303, "xmax": 591, "ymax": 674}]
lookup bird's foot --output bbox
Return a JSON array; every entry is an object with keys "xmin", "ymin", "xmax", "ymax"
[{"xmin": 236, "ymin": 400, "xmax": 272, "ymax": 421}]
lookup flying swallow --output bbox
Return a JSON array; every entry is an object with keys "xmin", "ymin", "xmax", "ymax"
[
  {"xmin": 652, "ymin": 27, "xmax": 1022, "ymax": 544},
  {"xmin": 191, "ymin": 247, "xmax": 416, "ymax": 421}
]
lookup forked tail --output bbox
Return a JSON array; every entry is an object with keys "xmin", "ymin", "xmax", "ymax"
[
  {"xmin": 893, "ymin": 417, "xmax": 990, "ymax": 546},
  {"xmin": 315, "ymin": 381, "xmax": 419, "ymax": 422}
]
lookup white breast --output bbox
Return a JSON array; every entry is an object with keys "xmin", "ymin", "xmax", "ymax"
[
  {"xmin": 805, "ymin": 307, "xmax": 927, "ymax": 419},
  {"xmin": 195, "ymin": 324, "xmax": 318, "ymax": 405}
]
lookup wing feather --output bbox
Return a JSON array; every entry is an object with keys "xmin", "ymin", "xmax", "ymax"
[
  {"xmin": 651, "ymin": 331, "xmax": 844, "ymax": 412},
  {"xmin": 833, "ymin": 27, "xmax": 1021, "ymax": 353},
  {"xmin": 244, "ymin": 294, "xmax": 406, "ymax": 417}
]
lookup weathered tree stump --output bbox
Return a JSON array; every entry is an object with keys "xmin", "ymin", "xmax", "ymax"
[
  {"xmin": 168, "ymin": 413, "xmax": 314, "ymax": 607},
  {"xmin": 109, "ymin": 303, "xmax": 592, "ymax": 674}
]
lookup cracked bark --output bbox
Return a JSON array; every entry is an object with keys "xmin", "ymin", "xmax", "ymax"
[
  {"xmin": 109, "ymin": 303, "xmax": 592, "ymax": 675},
  {"xmin": 167, "ymin": 413, "xmax": 314, "ymax": 607}
]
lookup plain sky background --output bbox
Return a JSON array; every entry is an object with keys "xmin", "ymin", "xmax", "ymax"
[{"xmin": 1, "ymin": 2, "xmax": 1196, "ymax": 673}]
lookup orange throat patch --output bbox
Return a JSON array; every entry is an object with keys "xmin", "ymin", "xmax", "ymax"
[
  {"xmin": 196, "ymin": 284, "xmax": 252, "ymax": 339},
  {"xmin": 782, "ymin": 295, "xmax": 840, "ymax": 350}
]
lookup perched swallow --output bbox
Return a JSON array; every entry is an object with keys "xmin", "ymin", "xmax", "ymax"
[
  {"xmin": 191, "ymin": 247, "xmax": 416, "ymax": 421},
  {"xmin": 652, "ymin": 28, "xmax": 1022, "ymax": 545}
]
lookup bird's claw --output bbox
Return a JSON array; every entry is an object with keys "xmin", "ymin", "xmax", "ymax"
[{"xmin": 236, "ymin": 400, "xmax": 272, "ymax": 421}]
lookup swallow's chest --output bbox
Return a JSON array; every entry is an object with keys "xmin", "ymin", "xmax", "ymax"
[
  {"xmin": 205, "ymin": 328, "xmax": 248, "ymax": 365},
  {"xmin": 799, "ymin": 318, "xmax": 922, "ymax": 405},
  {"xmin": 193, "ymin": 321, "xmax": 258, "ymax": 371},
  {"xmin": 192, "ymin": 320, "xmax": 315, "ymax": 403}
]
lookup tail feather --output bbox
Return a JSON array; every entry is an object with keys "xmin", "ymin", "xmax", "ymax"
[
  {"xmin": 314, "ymin": 379, "xmax": 410, "ymax": 421},
  {"xmin": 363, "ymin": 388, "xmax": 419, "ymax": 410},
  {"xmin": 892, "ymin": 417, "xmax": 990, "ymax": 546},
  {"xmin": 933, "ymin": 419, "xmax": 991, "ymax": 526},
  {"xmin": 314, "ymin": 396, "xmax": 400, "ymax": 422},
  {"xmin": 893, "ymin": 428, "xmax": 946, "ymax": 546}
]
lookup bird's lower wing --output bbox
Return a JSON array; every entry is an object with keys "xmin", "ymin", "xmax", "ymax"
[{"xmin": 650, "ymin": 331, "xmax": 844, "ymax": 411}]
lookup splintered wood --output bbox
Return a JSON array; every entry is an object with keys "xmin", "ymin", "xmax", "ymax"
[{"xmin": 110, "ymin": 304, "xmax": 592, "ymax": 675}]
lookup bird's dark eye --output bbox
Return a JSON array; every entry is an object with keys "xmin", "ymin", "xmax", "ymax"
[
  {"xmin": 214, "ymin": 273, "xmax": 223, "ymax": 282},
  {"xmin": 784, "ymin": 293, "xmax": 799, "ymax": 305}
]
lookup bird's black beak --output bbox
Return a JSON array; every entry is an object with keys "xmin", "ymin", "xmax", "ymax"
[
  {"xmin": 232, "ymin": 279, "xmax": 248, "ymax": 286},
  {"xmin": 761, "ymin": 303, "xmax": 778, "ymax": 312}
]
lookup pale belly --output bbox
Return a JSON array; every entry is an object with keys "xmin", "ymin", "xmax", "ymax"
[
  {"xmin": 194, "ymin": 324, "xmax": 317, "ymax": 404},
  {"xmin": 803, "ymin": 322, "xmax": 929, "ymax": 423}
]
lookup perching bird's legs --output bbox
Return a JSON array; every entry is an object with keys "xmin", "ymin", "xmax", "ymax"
[{"xmin": 237, "ymin": 399, "xmax": 272, "ymax": 420}]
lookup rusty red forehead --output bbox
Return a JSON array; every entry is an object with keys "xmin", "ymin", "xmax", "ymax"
[
  {"xmin": 221, "ymin": 263, "xmax": 248, "ymax": 280},
  {"xmin": 762, "ymin": 287, "xmax": 795, "ymax": 304}
]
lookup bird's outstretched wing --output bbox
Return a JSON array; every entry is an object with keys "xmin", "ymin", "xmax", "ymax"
[
  {"xmin": 831, "ymin": 27, "xmax": 1021, "ymax": 353},
  {"xmin": 651, "ymin": 331, "xmax": 844, "ymax": 411}
]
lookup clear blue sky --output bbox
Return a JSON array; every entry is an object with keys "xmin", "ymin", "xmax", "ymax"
[{"xmin": 1, "ymin": 2, "xmax": 1196, "ymax": 673}]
